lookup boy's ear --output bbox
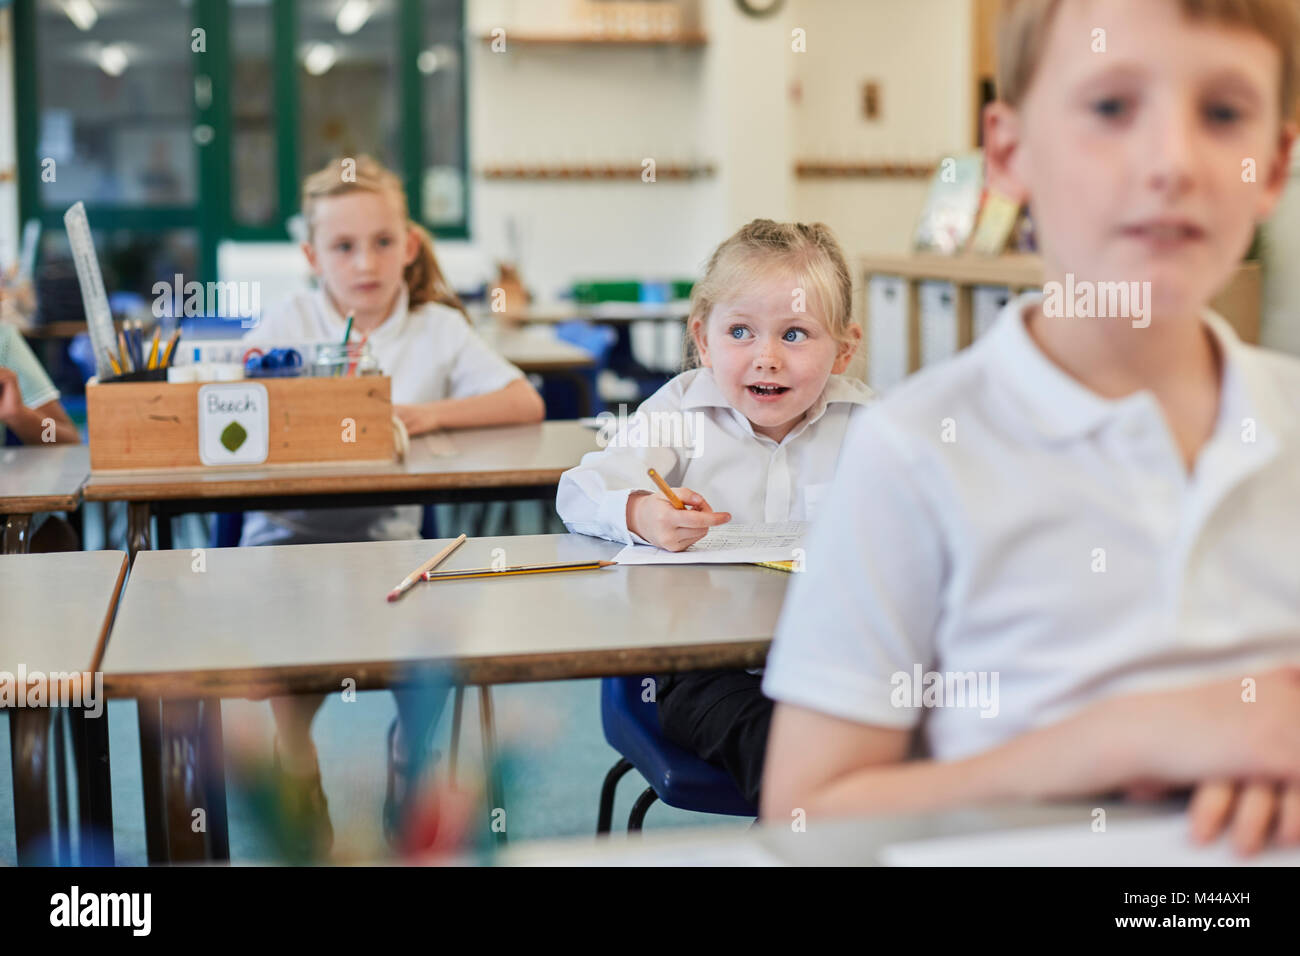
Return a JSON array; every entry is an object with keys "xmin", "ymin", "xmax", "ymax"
[
  {"xmin": 831, "ymin": 324, "xmax": 863, "ymax": 375},
  {"xmin": 1257, "ymin": 122, "xmax": 1299, "ymax": 221},
  {"xmin": 982, "ymin": 100, "xmax": 1031, "ymax": 205},
  {"xmin": 300, "ymin": 241, "xmax": 320, "ymax": 275}
]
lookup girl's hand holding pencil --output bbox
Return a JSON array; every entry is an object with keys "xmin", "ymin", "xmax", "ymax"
[{"xmin": 627, "ymin": 467, "xmax": 731, "ymax": 552}]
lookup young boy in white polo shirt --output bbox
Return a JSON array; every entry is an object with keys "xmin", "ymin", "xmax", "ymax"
[{"xmin": 761, "ymin": 0, "xmax": 1300, "ymax": 855}]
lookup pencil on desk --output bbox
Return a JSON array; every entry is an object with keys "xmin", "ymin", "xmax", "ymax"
[
  {"xmin": 647, "ymin": 467, "xmax": 685, "ymax": 510},
  {"xmin": 422, "ymin": 559, "xmax": 616, "ymax": 582},
  {"xmin": 387, "ymin": 533, "xmax": 468, "ymax": 602}
]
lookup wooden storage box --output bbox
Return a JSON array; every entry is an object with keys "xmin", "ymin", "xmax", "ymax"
[{"xmin": 87, "ymin": 376, "xmax": 394, "ymax": 472}]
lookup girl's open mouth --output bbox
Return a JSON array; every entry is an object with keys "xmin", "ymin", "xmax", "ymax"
[{"xmin": 748, "ymin": 384, "xmax": 790, "ymax": 397}]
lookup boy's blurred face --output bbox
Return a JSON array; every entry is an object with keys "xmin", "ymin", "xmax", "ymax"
[{"xmin": 1007, "ymin": 0, "xmax": 1292, "ymax": 320}]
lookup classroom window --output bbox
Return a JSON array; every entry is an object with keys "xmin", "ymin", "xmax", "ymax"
[
  {"xmin": 231, "ymin": 0, "xmax": 278, "ymax": 227},
  {"xmin": 420, "ymin": 0, "xmax": 465, "ymax": 227},
  {"xmin": 296, "ymin": 0, "xmax": 401, "ymax": 181},
  {"xmin": 32, "ymin": 0, "xmax": 197, "ymax": 208}
]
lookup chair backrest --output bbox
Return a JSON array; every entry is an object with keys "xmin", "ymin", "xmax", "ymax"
[{"xmin": 599, "ymin": 675, "xmax": 662, "ymax": 747}]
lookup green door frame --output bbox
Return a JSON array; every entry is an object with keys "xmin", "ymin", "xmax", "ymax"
[{"xmin": 14, "ymin": 0, "xmax": 468, "ymax": 284}]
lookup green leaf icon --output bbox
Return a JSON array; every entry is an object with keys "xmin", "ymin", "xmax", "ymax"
[{"xmin": 220, "ymin": 420, "xmax": 247, "ymax": 452}]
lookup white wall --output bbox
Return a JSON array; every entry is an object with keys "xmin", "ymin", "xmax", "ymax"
[
  {"xmin": 464, "ymin": 0, "xmax": 976, "ymax": 297},
  {"xmin": 789, "ymin": 0, "xmax": 973, "ymax": 255},
  {"xmin": 466, "ymin": 0, "xmax": 795, "ymax": 298}
]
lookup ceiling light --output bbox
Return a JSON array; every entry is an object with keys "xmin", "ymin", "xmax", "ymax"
[
  {"xmin": 62, "ymin": 0, "xmax": 98, "ymax": 32},
  {"xmin": 335, "ymin": 0, "xmax": 373, "ymax": 36},
  {"xmin": 97, "ymin": 43, "xmax": 128, "ymax": 77},
  {"xmin": 303, "ymin": 43, "xmax": 337, "ymax": 76}
]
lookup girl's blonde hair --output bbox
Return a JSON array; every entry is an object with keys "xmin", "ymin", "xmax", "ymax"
[
  {"xmin": 997, "ymin": 0, "xmax": 1300, "ymax": 118},
  {"xmin": 300, "ymin": 155, "xmax": 468, "ymax": 318},
  {"xmin": 685, "ymin": 219, "xmax": 857, "ymax": 370}
]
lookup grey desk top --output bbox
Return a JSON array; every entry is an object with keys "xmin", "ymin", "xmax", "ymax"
[
  {"xmin": 0, "ymin": 445, "xmax": 90, "ymax": 513},
  {"xmin": 101, "ymin": 533, "xmax": 787, "ymax": 698},
  {"xmin": 0, "ymin": 550, "xmax": 127, "ymax": 678}
]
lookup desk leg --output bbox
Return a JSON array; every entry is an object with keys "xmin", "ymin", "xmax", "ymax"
[
  {"xmin": 2, "ymin": 513, "xmax": 32, "ymax": 554},
  {"xmin": 158, "ymin": 698, "xmax": 226, "ymax": 863},
  {"xmin": 126, "ymin": 502, "xmax": 151, "ymax": 565},
  {"xmin": 137, "ymin": 696, "xmax": 169, "ymax": 863},
  {"xmin": 478, "ymin": 687, "xmax": 506, "ymax": 846},
  {"xmin": 52, "ymin": 711, "xmax": 70, "ymax": 865},
  {"xmin": 9, "ymin": 708, "xmax": 53, "ymax": 865},
  {"xmin": 200, "ymin": 699, "xmax": 230, "ymax": 862},
  {"xmin": 70, "ymin": 703, "xmax": 115, "ymax": 865},
  {"xmin": 159, "ymin": 699, "xmax": 209, "ymax": 862}
]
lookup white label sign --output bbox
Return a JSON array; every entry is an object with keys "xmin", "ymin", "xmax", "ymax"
[{"xmin": 197, "ymin": 383, "xmax": 269, "ymax": 466}]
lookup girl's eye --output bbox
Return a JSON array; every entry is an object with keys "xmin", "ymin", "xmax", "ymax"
[
  {"xmin": 1091, "ymin": 97, "xmax": 1130, "ymax": 120},
  {"xmin": 334, "ymin": 241, "xmax": 352, "ymax": 253},
  {"xmin": 377, "ymin": 237, "xmax": 393, "ymax": 247},
  {"xmin": 783, "ymin": 328, "xmax": 808, "ymax": 343},
  {"xmin": 728, "ymin": 325, "xmax": 751, "ymax": 340}
]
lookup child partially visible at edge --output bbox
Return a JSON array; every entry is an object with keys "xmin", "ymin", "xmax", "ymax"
[
  {"xmin": 760, "ymin": 0, "xmax": 1300, "ymax": 855},
  {"xmin": 557, "ymin": 219, "xmax": 871, "ymax": 806},
  {"xmin": 241, "ymin": 155, "xmax": 544, "ymax": 854}
]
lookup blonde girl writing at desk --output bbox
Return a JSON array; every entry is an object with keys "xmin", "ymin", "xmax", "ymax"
[
  {"xmin": 557, "ymin": 219, "xmax": 871, "ymax": 805},
  {"xmin": 241, "ymin": 155, "xmax": 543, "ymax": 853}
]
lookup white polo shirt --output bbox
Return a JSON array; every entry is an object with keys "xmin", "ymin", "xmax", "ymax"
[
  {"xmin": 762, "ymin": 294, "xmax": 1300, "ymax": 761},
  {"xmin": 240, "ymin": 286, "xmax": 523, "ymax": 546},
  {"xmin": 556, "ymin": 366, "xmax": 874, "ymax": 544}
]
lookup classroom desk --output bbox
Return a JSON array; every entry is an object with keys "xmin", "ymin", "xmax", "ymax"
[
  {"xmin": 101, "ymin": 533, "xmax": 786, "ymax": 862},
  {"xmin": 0, "ymin": 444, "xmax": 90, "ymax": 553},
  {"xmin": 0, "ymin": 550, "xmax": 127, "ymax": 865},
  {"xmin": 81, "ymin": 420, "xmax": 600, "ymax": 558},
  {"xmin": 485, "ymin": 325, "xmax": 597, "ymax": 415},
  {"xmin": 496, "ymin": 801, "xmax": 1184, "ymax": 866}
]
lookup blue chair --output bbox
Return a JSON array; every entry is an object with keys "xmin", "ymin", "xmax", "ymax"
[{"xmin": 597, "ymin": 675, "xmax": 756, "ymax": 833}]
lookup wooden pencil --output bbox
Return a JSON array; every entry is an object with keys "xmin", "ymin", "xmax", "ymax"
[
  {"xmin": 422, "ymin": 559, "xmax": 616, "ymax": 582},
  {"xmin": 647, "ymin": 467, "xmax": 685, "ymax": 510},
  {"xmin": 386, "ymin": 533, "xmax": 467, "ymax": 602}
]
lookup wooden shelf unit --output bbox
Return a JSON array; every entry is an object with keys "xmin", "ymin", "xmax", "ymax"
[{"xmin": 860, "ymin": 253, "xmax": 1263, "ymax": 374}]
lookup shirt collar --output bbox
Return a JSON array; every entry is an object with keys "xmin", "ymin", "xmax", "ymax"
[
  {"xmin": 312, "ymin": 285, "xmax": 410, "ymax": 341},
  {"xmin": 989, "ymin": 292, "xmax": 1291, "ymax": 445},
  {"xmin": 680, "ymin": 366, "xmax": 874, "ymax": 441}
]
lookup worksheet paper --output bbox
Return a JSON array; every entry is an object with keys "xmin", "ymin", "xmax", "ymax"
[
  {"xmin": 614, "ymin": 522, "xmax": 807, "ymax": 566},
  {"xmin": 879, "ymin": 815, "xmax": 1300, "ymax": 867}
]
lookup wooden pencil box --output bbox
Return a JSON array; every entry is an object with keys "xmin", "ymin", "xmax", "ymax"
[{"xmin": 86, "ymin": 376, "xmax": 394, "ymax": 472}]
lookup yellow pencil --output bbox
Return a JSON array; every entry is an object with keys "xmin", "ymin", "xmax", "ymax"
[
  {"xmin": 146, "ymin": 325, "xmax": 161, "ymax": 369},
  {"xmin": 104, "ymin": 349, "xmax": 122, "ymax": 377},
  {"xmin": 386, "ymin": 533, "xmax": 468, "ymax": 602},
  {"xmin": 647, "ymin": 467, "xmax": 685, "ymax": 510},
  {"xmin": 160, "ymin": 328, "xmax": 182, "ymax": 368},
  {"xmin": 422, "ymin": 560, "xmax": 616, "ymax": 582}
]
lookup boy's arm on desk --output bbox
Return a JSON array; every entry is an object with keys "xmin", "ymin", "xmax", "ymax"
[{"xmin": 760, "ymin": 671, "xmax": 1300, "ymax": 822}]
